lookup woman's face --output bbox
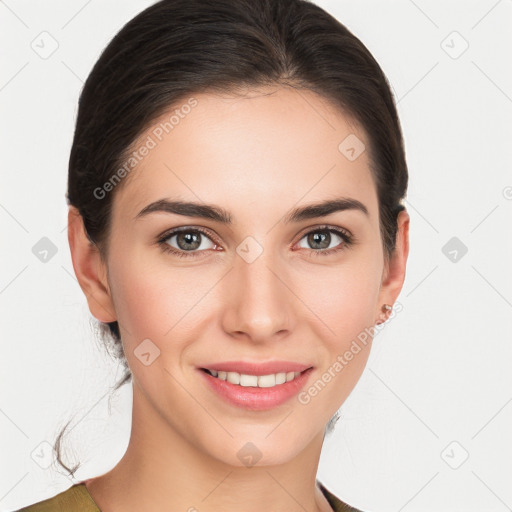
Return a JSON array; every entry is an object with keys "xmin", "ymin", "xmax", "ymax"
[{"xmin": 81, "ymin": 86, "xmax": 408, "ymax": 467}]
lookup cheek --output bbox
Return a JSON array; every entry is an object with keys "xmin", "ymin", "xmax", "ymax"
[
  {"xmin": 295, "ymin": 251, "xmax": 382, "ymax": 342},
  {"xmin": 110, "ymin": 268, "xmax": 167, "ymax": 340},
  {"xmin": 105, "ymin": 243, "xmax": 170, "ymax": 340},
  {"xmin": 106, "ymin": 250, "xmax": 216, "ymax": 350}
]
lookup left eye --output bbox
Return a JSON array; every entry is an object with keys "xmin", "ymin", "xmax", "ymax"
[{"xmin": 297, "ymin": 228, "xmax": 348, "ymax": 251}]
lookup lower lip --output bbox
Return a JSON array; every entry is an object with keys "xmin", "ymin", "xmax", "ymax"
[{"xmin": 198, "ymin": 368, "xmax": 314, "ymax": 411}]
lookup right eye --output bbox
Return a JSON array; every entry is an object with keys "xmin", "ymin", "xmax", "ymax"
[{"xmin": 157, "ymin": 227, "xmax": 221, "ymax": 258}]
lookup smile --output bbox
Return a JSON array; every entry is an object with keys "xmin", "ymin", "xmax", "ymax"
[
  {"xmin": 198, "ymin": 367, "xmax": 314, "ymax": 411},
  {"xmin": 202, "ymin": 368, "xmax": 302, "ymax": 388}
]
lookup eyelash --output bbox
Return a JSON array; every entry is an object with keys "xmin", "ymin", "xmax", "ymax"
[{"xmin": 156, "ymin": 224, "xmax": 354, "ymax": 259}]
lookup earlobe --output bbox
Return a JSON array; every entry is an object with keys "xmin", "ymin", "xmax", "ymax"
[
  {"xmin": 375, "ymin": 209, "xmax": 410, "ymax": 323},
  {"xmin": 67, "ymin": 206, "xmax": 117, "ymax": 323}
]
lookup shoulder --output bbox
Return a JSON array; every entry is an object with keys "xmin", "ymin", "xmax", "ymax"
[
  {"xmin": 318, "ymin": 480, "xmax": 364, "ymax": 512},
  {"xmin": 15, "ymin": 483, "xmax": 100, "ymax": 512}
]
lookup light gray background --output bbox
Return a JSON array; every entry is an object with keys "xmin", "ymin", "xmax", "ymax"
[{"xmin": 1, "ymin": 1, "xmax": 511, "ymax": 511}]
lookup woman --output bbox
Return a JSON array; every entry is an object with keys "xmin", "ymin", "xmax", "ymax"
[{"xmin": 18, "ymin": 0, "xmax": 409, "ymax": 510}]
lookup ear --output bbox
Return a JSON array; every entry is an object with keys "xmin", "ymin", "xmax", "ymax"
[
  {"xmin": 375, "ymin": 209, "xmax": 410, "ymax": 323},
  {"xmin": 67, "ymin": 206, "xmax": 117, "ymax": 323}
]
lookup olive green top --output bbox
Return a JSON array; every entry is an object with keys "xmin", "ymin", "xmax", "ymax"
[{"xmin": 16, "ymin": 480, "xmax": 362, "ymax": 512}]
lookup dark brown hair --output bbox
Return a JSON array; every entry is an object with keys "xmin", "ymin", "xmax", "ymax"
[{"xmin": 56, "ymin": 0, "xmax": 408, "ymax": 475}]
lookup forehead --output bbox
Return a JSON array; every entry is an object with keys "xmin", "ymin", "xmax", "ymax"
[{"xmin": 114, "ymin": 86, "xmax": 377, "ymax": 222}]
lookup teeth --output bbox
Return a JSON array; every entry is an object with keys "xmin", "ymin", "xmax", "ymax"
[{"xmin": 207, "ymin": 369, "xmax": 302, "ymax": 388}]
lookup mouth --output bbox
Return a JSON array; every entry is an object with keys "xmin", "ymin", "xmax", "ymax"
[{"xmin": 197, "ymin": 366, "xmax": 314, "ymax": 411}]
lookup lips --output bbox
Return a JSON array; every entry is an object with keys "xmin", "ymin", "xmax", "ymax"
[{"xmin": 198, "ymin": 365, "xmax": 314, "ymax": 411}]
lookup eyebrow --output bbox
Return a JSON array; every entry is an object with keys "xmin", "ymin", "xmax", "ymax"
[{"xmin": 135, "ymin": 197, "xmax": 369, "ymax": 224}]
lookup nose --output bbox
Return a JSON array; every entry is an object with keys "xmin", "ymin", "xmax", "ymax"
[{"xmin": 220, "ymin": 245, "xmax": 296, "ymax": 343}]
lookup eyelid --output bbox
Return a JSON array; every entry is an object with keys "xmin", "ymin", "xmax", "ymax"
[
  {"xmin": 295, "ymin": 223, "xmax": 352, "ymax": 239},
  {"xmin": 157, "ymin": 225, "xmax": 220, "ymax": 245},
  {"xmin": 291, "ymin": 223, "xmax": 354, "ymax": 250}
]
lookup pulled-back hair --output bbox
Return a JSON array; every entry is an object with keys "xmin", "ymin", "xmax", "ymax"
[{"xmin": 57, "ymin": 0, "xmax": 408, "ymax": 476}]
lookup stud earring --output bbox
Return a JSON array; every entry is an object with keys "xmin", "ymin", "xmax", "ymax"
[{"xmin": 376, "ymin": 303, "xmax": 393, "ymax": 325}]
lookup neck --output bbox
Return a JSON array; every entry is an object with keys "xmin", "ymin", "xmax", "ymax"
[{"xmin": 85, "ymin": 382, "xmax": 333, "ymax": 512}]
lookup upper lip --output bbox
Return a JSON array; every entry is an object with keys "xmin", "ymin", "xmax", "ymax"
[{"xmin": 198, "ymin": 361, "xmax": 313, "ymax": 376}]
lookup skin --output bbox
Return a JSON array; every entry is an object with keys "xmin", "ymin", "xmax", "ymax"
[{"xmin": 68, "ymin": 85, "xmax": 409, "ymax": 512}]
